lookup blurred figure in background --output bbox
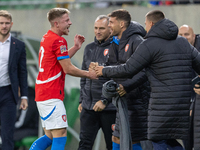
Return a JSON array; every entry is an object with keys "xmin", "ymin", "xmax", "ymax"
[
  {"xmin": 149, "ymin": 1, "xmax": 174, "ymax": 5},
  {"xmin": 179, "ymin": 24, "xmax": 200, "ymax": 150},
  {"xmin": 179, "ymin": 25, "xmax": 200, "ymax": 48},
  {"xmin": 14, "ymin": 87, "xmax": 39, "ymax": 150}
]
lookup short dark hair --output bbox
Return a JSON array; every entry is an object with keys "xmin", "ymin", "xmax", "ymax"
[
  {"xmin": 0, "ymin": 10, "xmax": 12, "ymax": 21},
  {"xmin": 108, "ymin": 9, "xmax": 131, "ymax": 28},
  {"xmin": 146, "ymin": 10, "xmax": 165, "ymax": 24},
  {"xmin": 47, "ymin": 8, "xmax": 70, "ymax": 22}
]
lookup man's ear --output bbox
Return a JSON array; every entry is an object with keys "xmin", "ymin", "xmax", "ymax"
[
  {"xmin": 55, "ymin": 21, "xmax": 58, "ymax": 27},
  {"xmin": 53, "ymin": 20, "xmax": 59, "ymax": 28},
  {"xmin": 193, "ymin": 33, "xmax": 196, "ymax": 41},
  {"xmin": 11, "ymin": 22, "xmax": 13, "ymax": 27},
  {"xmin": 120, "ymin": 21, "xmax": 124, "ymax": 29},
  {"xmin": 150, "ymin": 21, "xmax": 154, "ymax": 27}
]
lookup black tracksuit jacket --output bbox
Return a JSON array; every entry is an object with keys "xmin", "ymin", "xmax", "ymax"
[
  {"xmin": 80, "ymin": 37, "xmax": 116, "ymax": 111},
  {"xmin": 102, "ymin": 18, "xmax": 200, "ymax": 140},
  {"xmin": 107, "ymin": 21, "xmax": 150, "ymax": 141},
  {"xmin": 192, "ymin": 34, "xmax": 200, "ymax": 149}
]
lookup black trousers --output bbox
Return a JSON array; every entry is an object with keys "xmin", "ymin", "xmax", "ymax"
[
  {"xmin": 0, "ymin": 85, "xmax": 16, "ymax": 150},
  {"xmin": 78, "ymin": 108, "xmax": 116, "ymax": 150}
]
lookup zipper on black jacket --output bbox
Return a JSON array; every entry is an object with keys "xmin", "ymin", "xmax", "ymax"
[
  {"xmin": 89, "ymin": 47, "xmax": 98, "ymax": 109},
  {"xmin": 113, "ymin": 43, "xmax": 119, "ymax": 62}
]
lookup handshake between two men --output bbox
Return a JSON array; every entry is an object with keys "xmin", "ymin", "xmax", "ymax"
[{"xmin": 89, "ymin": 62, "xmax": 103, "ymax": 77}]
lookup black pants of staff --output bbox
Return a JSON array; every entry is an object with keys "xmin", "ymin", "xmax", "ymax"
[
  {"xmin": 0, "ymin": 85, "xmax": 16, "ymax": 150},
  {"xmin": 78, "ymin": 108, "xmax": 116, "ymax": 150}
]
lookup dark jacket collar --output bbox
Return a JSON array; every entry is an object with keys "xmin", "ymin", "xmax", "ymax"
[
  {"xmin": 145, "ymin": 18, "xmax": 178, "ymax": 40},
  {"xmin": 94, "ymin": 36, "xmax": 113, "ymax": 47},
  {"xmin": 121, "ymin": 21, "xmax": 146, "ymax": 42}
]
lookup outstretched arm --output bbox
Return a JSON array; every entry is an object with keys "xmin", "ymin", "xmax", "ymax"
[
  {"xmin": 59, "ymin": 58, "xmax": 97, "ymax": 79},
  {"xmin": 95, "ymin": 43, "xmax": 151, "ymax": 79},
  {"xmin": 121, "ymin": 69, "xmax": 148, "ymax": 93}
]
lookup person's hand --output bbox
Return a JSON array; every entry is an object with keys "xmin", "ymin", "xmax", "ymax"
[
  {"xmin": 20, "ymin": 99, "xmax": 28, "ymax": 110},
  {"xmin": 74, "ymin": 34, "xmax": 85, "ymax": 50},
  {"xmin": 88, "ymin": 67, "xmax": 98, "ymax": 79},
  {"xmin": 93, "ymin": 100, "xmax": 106, "ymax": 112},
  {"xmin": 194, "ymin": 84, "xmax": 200, "ymax": 95},
  {"xmin": 116, "ymin": 84, "xmax": 127, "ymax": 97},
  {"xmin": 78, "ymin": 103, "xmax": 82, "ymax": 113},
  {"xmin": 89, "ymin": 62, "xmax": 98, "ymax": 70},
  {"xmin": 95, "ymin": 65, "xmax": 104, "ymax": 77}
]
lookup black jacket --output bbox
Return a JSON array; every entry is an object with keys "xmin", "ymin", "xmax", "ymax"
[
  {"xmin": 108, "ymin": 21, "xmax": 150, "ymax": 141},
  {"xmin": 194, "ymin": 34, "xmax": 200, "ymax": 51},
  {"xmin": 192, "ymin": 34, "xmax": 200, "ymax": 149},
  {"xmin": 80, "ymin": 37, "xmax": 116, "ymax": 111},
  {"xmin": 102, "ymin": 18, "xmax": 200, "ymax": 140}
]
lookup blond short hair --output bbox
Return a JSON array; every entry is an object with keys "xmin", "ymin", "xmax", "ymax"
[
  {"xmin": 0, "ymin": 10, "xmax": 12, "ymax": 21},
  {"xmin": 47, "ymin": 8, "xmax": 70, "ymax": 22}
]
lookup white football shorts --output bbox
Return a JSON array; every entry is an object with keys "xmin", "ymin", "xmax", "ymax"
[{"xmin": 36, "ymin": 99, "xmax": 68, "ymax": 130}]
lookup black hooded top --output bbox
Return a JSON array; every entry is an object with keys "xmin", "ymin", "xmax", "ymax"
[
  {"xmin": 102, "ymin": 18, "xmax": 200, "ymax": 140},
  {"xmin": 107, "ymin": 21, "xmax": 150, "ymax": 141},
  {"xmin": 191, "ymin": 34, "xmax": 200, "ymax": 149}
]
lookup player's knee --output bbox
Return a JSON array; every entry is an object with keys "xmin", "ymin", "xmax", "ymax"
[
  {"xmin": 44, "ymin": 129, "xmax": 53, "ymax": 139},
  {"xmin": 112, "ymin": 136, "xmax": 120, "ymax": 144},
  {"xmin": 51, "ymin": 128, "xmax": 67, "ymax": 137}
]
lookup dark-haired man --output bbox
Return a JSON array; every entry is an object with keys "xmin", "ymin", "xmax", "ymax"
[
  {"xmin": 95, "ymin": 10, "xmax": 200, "ymax": 150},
  {"xmin": 105, "ymin": 9, "xmax": 150, "ymax": 150}
]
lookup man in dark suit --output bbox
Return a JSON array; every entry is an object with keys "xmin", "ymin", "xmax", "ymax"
[{"xmin": 0, "ymin": 10, "xmax": 28, "ymax": 150}]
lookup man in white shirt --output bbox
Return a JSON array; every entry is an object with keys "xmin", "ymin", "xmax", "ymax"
[{"xmin": 0, "ymin": 10, "xmax": 28, "ymax": 150}]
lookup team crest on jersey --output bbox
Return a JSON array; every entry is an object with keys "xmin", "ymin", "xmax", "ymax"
[
  {"xmin": 60, "ymin": 45, "xmax": 67, "ymax": 54},
  {"xmin": 125, "ymin": 44, "xmax": 129, "ymax": 52},
  {"xmin": 111, "ymin": 124, "xmax": 115, "ymax": 131},
  {"xmin": 62, "ymin": 115, "xmax": 67, "ymax": 122},
  {"xmin": 104, "ymin": 49, "xmax": 109, "ymax": 56}
]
